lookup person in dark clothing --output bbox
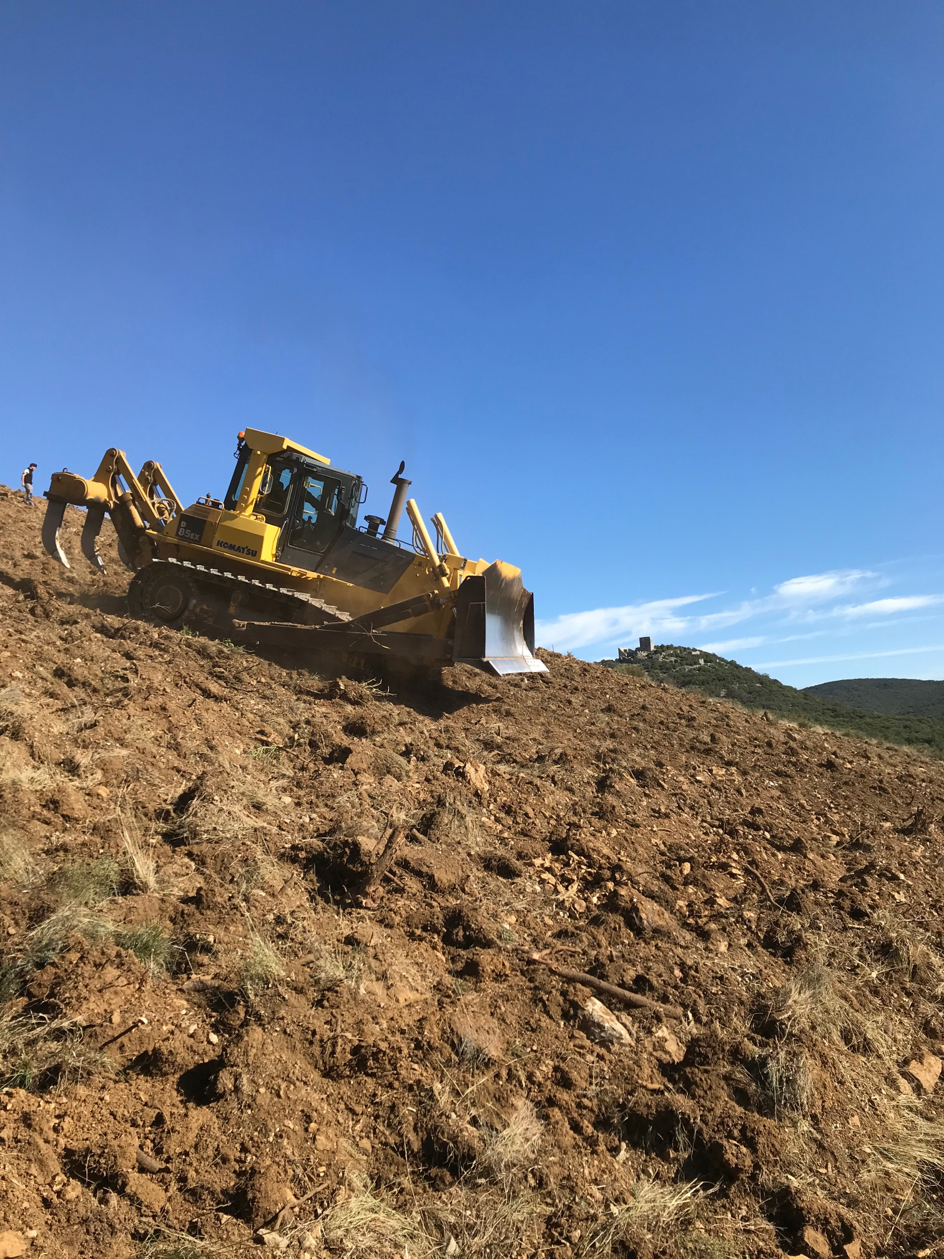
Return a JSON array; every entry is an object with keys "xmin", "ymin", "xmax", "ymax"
[{"xmin": 20, "ymin": 463, "xmax": 37, "ymax": 507}]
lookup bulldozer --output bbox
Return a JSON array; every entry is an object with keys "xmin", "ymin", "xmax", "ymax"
[{"xmin": 41, "ymin": 429, "xmax": 547, "ymax": 677}]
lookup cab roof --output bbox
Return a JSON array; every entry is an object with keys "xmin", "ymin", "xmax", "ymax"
[{"xmin": 244, "ymin": 428, "xmax": 330, "ymax": 465}]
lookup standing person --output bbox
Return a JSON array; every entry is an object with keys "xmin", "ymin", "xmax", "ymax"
[{"xmin": 20, "ymin": 463, "xmax": 37, "ymax": 507}]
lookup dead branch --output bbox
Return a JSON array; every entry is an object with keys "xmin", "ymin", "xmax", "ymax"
[
  {"xmin": 526, "ymin": 952, "xmax": 685, "ymax": 1021},
  {"xmin": 742, "ymin": 862, "xmax": 780, "ymax": 908},
  {"xmin": 135, "ymin": 1148, "xmax": 167, "ymax": 1173},
  {"xmin": 355, "ymin": 826, "xmax": 406, "ymax": 905}
]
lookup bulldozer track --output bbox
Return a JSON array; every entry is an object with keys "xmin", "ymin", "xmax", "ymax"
[{"xmin": 158, "ymin": 556, "xmax": 353, "ymax": 623}]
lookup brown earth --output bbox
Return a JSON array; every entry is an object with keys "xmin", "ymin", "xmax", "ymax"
[{"xmin": 2, "ymin": 484, "xmax": 944, "ymax": 1259}]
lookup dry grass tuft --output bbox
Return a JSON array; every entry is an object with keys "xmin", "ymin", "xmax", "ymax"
[
  {"xmin": 428, "ymin": 793, "xmax": 479, "ymax": 847},
  {"xmin": 138, "ymin": 1231, "xmax": 224, "ymax": 1259},
  {"xmin": 428, "ymin": 1186, "xmax": 543, "ymax": 1257},
  {"xmin": 872, "ymin": 1096, "xmax": 944, "ymax": 1191},
  {"xmin": 171, "ymin": 776, "xmax": 273, "ymax": 846},
  {"xmin": 326, "ymin": 796, "xmax": 387, "ymax": 843},
  {"xmin": 311, "ymin": 938, "xmax": 364, "ymax": 991},
  {"xmin": 0, "ymin": 1011, "xmax": 114, "ymax": 1091},
  {"xmin": 0, "ymin": 757, "xmax": 57, "ymax": 792},
  {"xmin": 768, "ymin": 963, "xmax": 886, "ymax": 1054},
  {"xmin": 579, "ymin": 1179, "xmax": 705, "ymax": 1256},
  {"xmin": 755, "ymin": 1045, "xmax": 814, "ymax": 1117},
  {"xmin": 117, "ymin": 923, "xmax": 176, "ymax": 975},
  {"xmin": 477, "ymin": 1100, "xmax": 543, "ymax": 1182},
  {"xmin": 864, "ymin": 915, "xmax": 944, "ymax": 991},
  {"xmin": 316, "ymin": 1178, "xmax": 541, "ymax": 1259},
  {"xmin": 238, "ymin": 926, "xmax": 284, "ymax": 998},
  {"xmin": 236, "ymin": 847, "xmax": 284, "ymax": 896},
  {"xmin": 0, "ymin": 829, "xmax": 32, "ymax": 884},
  {"xmin": 51, "ymin": 855, "xmax": 120, "ymax": 907},
  {"xmin": 120, "ymin": 811, "xmax": 160, "ymax": 894},
  {"xmin": 27, "ymin": 905, "xmax": 114, "ymax": 965},
  {"xmin": 318, "ymin": 1179, "xmax": 427, "ymax": 1256}
]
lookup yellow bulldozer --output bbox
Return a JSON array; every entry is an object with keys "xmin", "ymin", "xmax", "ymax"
[{"xmin": 41, "ymin": 429, "xmax": 547, "ymax": 677}]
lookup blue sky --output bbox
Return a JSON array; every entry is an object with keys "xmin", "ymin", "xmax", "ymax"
[{"xmin": 2, "ymin": 1, "xmax": 942, "ymax": 687}]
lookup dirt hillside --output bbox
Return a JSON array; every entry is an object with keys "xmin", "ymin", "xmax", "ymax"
[{"xmin": 2, "ymin": 485, "xmax": 944, "ymax": 1259}]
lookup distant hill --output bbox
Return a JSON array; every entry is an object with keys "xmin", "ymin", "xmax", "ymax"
[
  {"xmin": 601, "ymin": 645, "xmax": 944, "ymax": 756},
  {"xmin": 803, "ymin": 677, "xmax": 944, "ymax": 722}
]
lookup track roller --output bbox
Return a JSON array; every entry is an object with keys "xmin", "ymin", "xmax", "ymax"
[{"xmin": 128, "ymin": 563, "xmax": 194, "ymax": 629}]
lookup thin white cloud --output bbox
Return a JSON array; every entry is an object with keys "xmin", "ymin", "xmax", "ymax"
[
  {"xmin": 536, "ymin": 593, "xmax": 715, "ymax": 653},
  {"xmin": 699, "ymin": 636, "xmax": 766, "ymax": 652},
  {"xmin": 774, "ymin": 570, "xmax": 875, "ymax": 603},
  {"xmin": 756, "ymin": 645, "xmax": 944, "ymax": 669},
  {"xmin": 834, "ymin": 596, "xmax": 944, "ymax": 619},
  {"xmin": 536, "ymin": 568, "xmax": 944, "ymax": 660}
]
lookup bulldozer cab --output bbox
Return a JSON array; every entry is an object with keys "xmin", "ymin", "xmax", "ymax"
[{"xmin": 248, "ymin": 452, "xmax": 362, "ymax": 568}]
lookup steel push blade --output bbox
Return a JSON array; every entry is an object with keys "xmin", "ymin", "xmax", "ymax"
[{"xmin": 453, "ymin": 561, "xmax": 548, "ymax": 676}]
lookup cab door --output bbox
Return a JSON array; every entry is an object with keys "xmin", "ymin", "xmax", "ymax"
[{"xmin": 278, "ymin": 471, "xmax": 345, "ymax": 569}]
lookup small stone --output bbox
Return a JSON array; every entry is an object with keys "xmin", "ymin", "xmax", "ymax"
[
  {"xmin": 628, "ymin": 893, "xmax": 679, "ymax": 937},
  {"xmin": 257, "ymin": 1231, "xmax": 290, "ymax": 1251},
  {"xmin": 460, "ymin": 759, "xmax": 489, "ymax": 795},
  {"xmin": 651, "ymin": 1026, "xmax": 685, "ymax": 1064},
  {"xmin": 905, "ymin": 1052, "xmax": 942, "ymax": 1093},
  {"xmin": 208, "ymin": 1031, "xmax": 219, "ymax": 1045},
  {"xmin": 843, "ymin": 1241, "xmax": 862, "ymax": 1259},
  {"xmin": 90, "ymin": 785, "xmax": 110, "ymax": 800},
  {"xmin": 124, "ymin": 1170, "xmax": 167, "ymax": 1211},
  {"xmin": 579, "ymin": 997, "xmax": 632, "ymax": 1046},
  {"xmin": 47, "ymin": 786, "xmax": 87, "ymax": 822},
  {"xmin": 0, "ymin": 1233, "xmax": 27, "ymax": 1258},
  {"xmin": 800, "ymin": 1225, "xmax": 831, "ymax": 1259}
]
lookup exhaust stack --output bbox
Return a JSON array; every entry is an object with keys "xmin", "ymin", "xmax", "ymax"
[{"xmin": 382, "ymin": 462, "xmax": 411, "ymax": 542}]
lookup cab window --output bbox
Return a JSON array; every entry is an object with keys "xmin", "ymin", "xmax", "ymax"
[
  {"xmin": 224, "ymin": 445, "xmax": 251, "ymax": 510},
  {"xmin": 288, "ymin": 475, "xmax": 342, "ymax": 553},
  {"xmin": 258, "ymin": 460, "xmax": 294, "ymax": 517}
]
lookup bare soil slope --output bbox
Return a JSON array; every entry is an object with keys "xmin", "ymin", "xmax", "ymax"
[{"xmin": 2, "ymin": 487, "xmax": 944, "ymax": 1259}]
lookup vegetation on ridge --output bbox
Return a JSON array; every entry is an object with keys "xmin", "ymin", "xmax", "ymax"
[
  {"xmin": 804, "ymin": 676, "xmax": 944, "ymax": 722},
  {"xmin": 602, "ymin": 645, "xmax": 944, "ymax": 756}
]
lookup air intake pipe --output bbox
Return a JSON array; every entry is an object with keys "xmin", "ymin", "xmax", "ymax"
[{"xmin": 382, "ymin": 462, "xmax": 412, "ymax": 541}]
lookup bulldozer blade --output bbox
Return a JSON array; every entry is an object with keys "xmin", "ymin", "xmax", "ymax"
[
  {"xmin": 80, "ymin": 505, "xmax": 107, "ymax": 574},
  {"xmin": 453, "ymin": 561, "xmax": 548, "ymax": 676},
  {"xmin": 41, "ymin": 499, "xmax": 71, "ymax": 568}
]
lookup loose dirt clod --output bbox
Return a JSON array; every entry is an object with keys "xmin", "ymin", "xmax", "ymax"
[{"xmin": 3, "ymin": 490, "xmax": 944, "ymax": 1257}]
